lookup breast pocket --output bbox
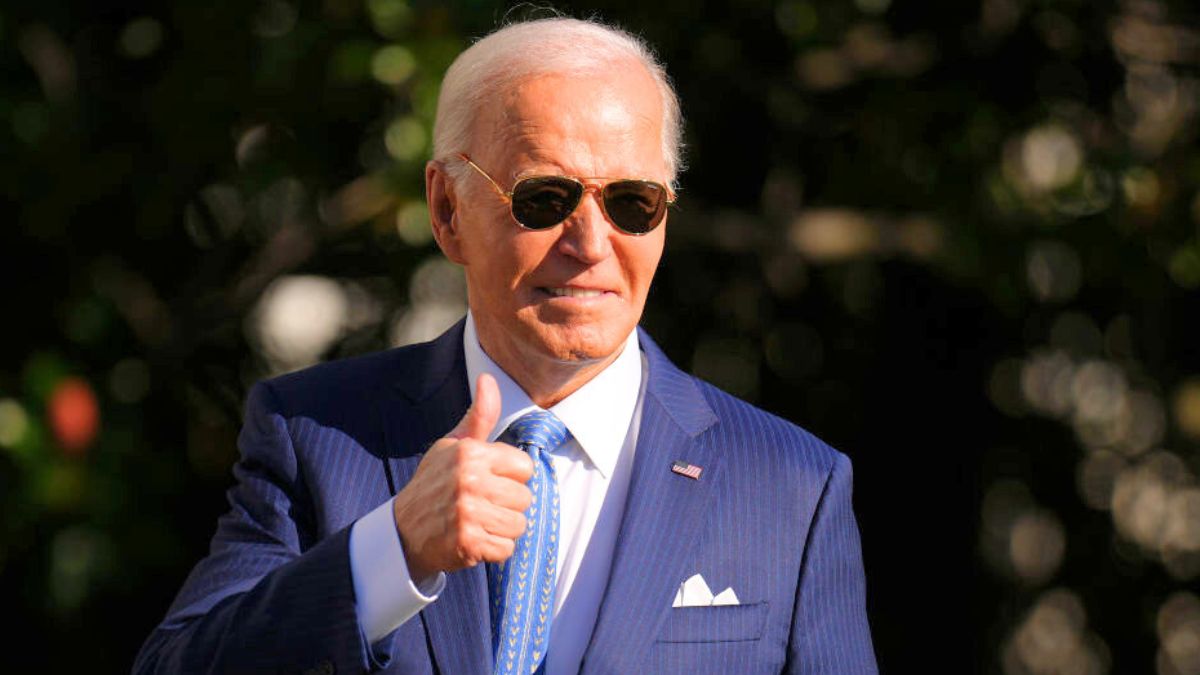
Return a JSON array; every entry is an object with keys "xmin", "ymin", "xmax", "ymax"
[{"xmin": 655, "ymin": 602, "xmax": 769, "ymax": 643}]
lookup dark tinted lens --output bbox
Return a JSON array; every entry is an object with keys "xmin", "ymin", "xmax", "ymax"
[
  {"xmin": 511, "ymin": 177, "xmax": 584, "ymax": 229},
  {"xmin": 602, "ymin": 181, "xmax": 667, "ymax": 234}
]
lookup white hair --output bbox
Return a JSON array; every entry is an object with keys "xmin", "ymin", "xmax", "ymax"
[{"xmin": 431, "ymin": 17, "xmax": 684, "ymax": 186}]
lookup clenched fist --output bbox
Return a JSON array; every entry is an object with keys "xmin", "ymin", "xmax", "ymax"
[{"xmin": 392, "ymin": 373, "xmax": 535, "ymax": 582}]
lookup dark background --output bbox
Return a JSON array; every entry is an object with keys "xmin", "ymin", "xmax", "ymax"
[{"xmin": 2, "ymin": 0, "xmax": 1199, "ymax": 672}]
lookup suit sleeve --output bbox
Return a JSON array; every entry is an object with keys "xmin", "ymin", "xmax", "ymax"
[
  {"xmin": 132, "ymin": 381, "xmax": 383, "ymax": 675},
  {"xmin": 787, "ymin": 452, "xmax": 878, "ymax": 674}
]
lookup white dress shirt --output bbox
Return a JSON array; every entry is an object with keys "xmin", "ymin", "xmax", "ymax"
[{"xmin": 349, "ymin": 313, "xmax": 647, "ymax": 674}]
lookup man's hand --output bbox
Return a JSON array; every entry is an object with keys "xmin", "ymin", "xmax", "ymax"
[{"xmin": 393, "ymin": 373, "xmax": 534, "ymax": 583}]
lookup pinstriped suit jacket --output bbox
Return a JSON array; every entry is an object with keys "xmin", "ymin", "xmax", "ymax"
[{"xmin": 134, "ymin": 319, "xmax": 877, "ymax": 674}]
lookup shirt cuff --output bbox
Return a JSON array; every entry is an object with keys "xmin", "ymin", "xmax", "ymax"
[{"xmin": 349, "ymin": 497, "xmax": 447, "ymax": 645}]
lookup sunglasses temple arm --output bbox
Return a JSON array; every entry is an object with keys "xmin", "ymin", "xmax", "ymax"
[{"xmin": 457, "ymin": 153, "xmax": 512, "ymax": 202}]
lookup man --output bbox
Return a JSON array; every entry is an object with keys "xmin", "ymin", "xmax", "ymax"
[{"xmin": 135, "ymin": 17, "xmax": 876, "ymax": 675}]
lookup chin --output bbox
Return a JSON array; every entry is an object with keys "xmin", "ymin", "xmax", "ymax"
[{"xmin": 528, "ymin": 323, "xmax": 627, "ymax": 365}]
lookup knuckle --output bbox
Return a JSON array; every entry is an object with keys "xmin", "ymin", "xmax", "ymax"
[
  {"xmin": 463, "ymin": 438, "xmax": 487, "ymax": 458},
  {"xmin": 497, "ymin": 538, "xmax": 515, "ymax": 559},
  {"xmin": 454, "ymin": 497, "xmax": 477, "ymax": 524},
  {"xmin": 458, "ymin": 468, "xmax": 480, "ymax": 493},
  {"xmin": 454, "ymin": 530, "xmax": 478, "ymax": 560}
]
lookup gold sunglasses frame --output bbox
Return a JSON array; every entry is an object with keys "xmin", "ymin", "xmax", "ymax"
[{"xmin": 456, "ymin": 153, "xmax": 676, "ymax": 236}]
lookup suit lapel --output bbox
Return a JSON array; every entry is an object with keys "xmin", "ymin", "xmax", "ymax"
[
  {"xmin": 581, "ymin": 330, "xmax": 720, "ymax": 673},
  {"xmin": 377, "ymin": 319, "xmax": 492, "ymax": 674}
]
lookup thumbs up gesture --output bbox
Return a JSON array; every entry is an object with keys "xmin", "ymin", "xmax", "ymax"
[{"xmin": 392, "ymin": 374, "xmax": 535, "ymax": 582}]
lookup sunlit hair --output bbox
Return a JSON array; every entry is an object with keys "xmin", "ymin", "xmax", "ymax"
[{"xmin": 432, "ymin": 17, "xmax": 684, "ymax": 187}]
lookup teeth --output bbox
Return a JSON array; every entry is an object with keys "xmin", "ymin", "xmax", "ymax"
[{"xmin": 547, "ymin": 287, "xmax": 604, "ymax": 298}]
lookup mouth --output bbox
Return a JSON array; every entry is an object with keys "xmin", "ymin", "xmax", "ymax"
[
  {"xmin": 536, "ymin": 286, "xmax": 616, "ymax": 301},
  {"xmin": 544, "ymin": 287, "xmax": 606, "ymax": 298}
]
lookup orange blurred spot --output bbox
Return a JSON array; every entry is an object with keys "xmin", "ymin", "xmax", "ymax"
[{"xmin": 48, "ymin": 377, "xmax": 99, "ymax": 456}]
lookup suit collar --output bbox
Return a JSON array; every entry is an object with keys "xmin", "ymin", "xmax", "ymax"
[
  {"xmin": 390, "ymin": 317, "xmax": 468, "ymax": 405},
  {"xmin": 636, "ymin": 326, "xmax": 718, "ymax": 436}
]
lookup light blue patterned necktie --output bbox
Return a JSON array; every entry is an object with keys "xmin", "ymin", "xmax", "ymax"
[{"xmin": 489, "ymin": 410, "xmax": 569, "ymax": 675}]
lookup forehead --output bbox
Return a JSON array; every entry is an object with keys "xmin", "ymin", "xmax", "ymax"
[{"xmin": 470, "ymin": 63, "xmax": 667, "ymax": 179}]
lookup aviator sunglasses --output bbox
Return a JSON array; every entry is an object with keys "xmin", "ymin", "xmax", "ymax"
[{"xmin": 458, "ymin": 153, "xmax": 676, "ymax": 235}]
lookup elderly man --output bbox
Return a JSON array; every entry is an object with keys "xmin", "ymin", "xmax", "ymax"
[{"xmin": 135, "ymin": 17, "xmax": 876, "ymax": 675}]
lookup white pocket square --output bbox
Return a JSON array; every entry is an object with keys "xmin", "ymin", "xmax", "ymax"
[{"xmin": 672, "ymin": 573, "xmax": 740, "ymax": 607}]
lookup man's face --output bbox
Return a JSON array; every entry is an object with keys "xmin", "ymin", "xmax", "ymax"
[{"xmin": 445, "ymin": 63, "xmax": 669, "ymax": 372}]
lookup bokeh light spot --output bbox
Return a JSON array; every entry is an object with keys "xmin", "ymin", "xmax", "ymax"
[
  {"xmin": 1019, "ymin": 349, "xmax": 1075, "ymax": 417},
  {"xmin": 1122, "ymin": 166, "xmax": 1161, "ymax": 209},
  {"xmin": 367, "ymin": 0, "xmax": 411, "ymax": 39},
  {"xmin": 1009, "ymin": 509, "xmax": 1066, "ymax": 585},
  {"xmin": 1163, "ymin": 488, "xmax": 1200, "ymax": 558},
  {"xmin": 390, "ymin": 257, "xmax": 467, "ymax": 347},
  {"xmin": 1003, "ymin": 588, "xmax": 1109, "ymax": 675},
  {"xmin": 1157, "ymin": 592, "xmax": 1200, "ymax": 675},
  {"xmin": 796, "ymin": 49, "xmax": 854, "ymax": 90},
  {"xmin": 384, "ymin": 117, "xmax": 426, "ymax": 161},
  {"xmin": 988, "ymin": 358, "xmax": 1028, "ymax": 417},
  {"xmin": 118, "ymin": 17, "xmax": 164, "ymax": 59},
  {"xmin": 1112, "ymin": 452, "xmax": 1193, "ymax": 553},
  {"xmin": 789, "ymin": 209, "xmax": 877, "ymax": 261},
  {"xmin": 396, "ymin": 201, "xmax": 432, "ymax": 245},
  {"xmin": 371, "ymin": 45, "xmax": 416, "ymax": 86},
  {"xmin": 1168, "ymin": 246, "xmax": 1200, "ymax": 290},
  {"xmin": 49, "ymin": 527, "xmax": 112, "ymax": 612},
  {"xmin": 776, "ymin": 0, "xmax": 818, "ymax": 38},
  {"xmin": 1174, "ymin": 379, "xmax": 1200, "ymax": 440},
  {"xmin": 0, "ymin": 398, "xmax": 31, "ymax": 449},
  {"xmin": 48, "ymin": 377, "xmax": 100, "ymax": 456},
  {"xmin": 1027, "ymin": 240, "xmax": 1082, "ymax": 303},
  {"xmin": 251, "ymin": 275, "xmax": 349, "ymax": 374},
  {"xmin": 1071, "ymin": 361, "xmax": 1127, "ymax": 427},
  {"xmin": 1021, "ymin": 125, "xmax": 1083, "ymax": 192}
]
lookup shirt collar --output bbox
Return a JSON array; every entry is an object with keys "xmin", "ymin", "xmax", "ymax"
[{"xmin": 463, "ymin": 312, "xmax": 642, "ymax": 479}]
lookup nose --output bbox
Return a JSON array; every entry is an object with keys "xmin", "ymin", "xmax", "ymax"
[{"xmin": 556, "ymin": 187, "xmax": 613, "ymax": 264}]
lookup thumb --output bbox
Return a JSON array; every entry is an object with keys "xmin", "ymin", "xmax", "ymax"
[{"xmin": 448, "ymin": 373, "xmax": 501, "ymax": 441}]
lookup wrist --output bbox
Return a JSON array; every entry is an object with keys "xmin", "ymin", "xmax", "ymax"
[{"xmin": 393, "ymin": 498, "xmax": 436, "ymax": 582}]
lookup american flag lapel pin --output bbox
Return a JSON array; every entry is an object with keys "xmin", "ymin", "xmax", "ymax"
[{"xmin": 671, "ymin": 460, "xmax": 703, "ymax": 480}]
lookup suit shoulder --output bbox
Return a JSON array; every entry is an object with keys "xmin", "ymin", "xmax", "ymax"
[{"xmin": 691, "ymin": 376, "xmax": 844, "ymax": 475}]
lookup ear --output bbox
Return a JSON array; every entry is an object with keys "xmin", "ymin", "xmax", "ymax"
[{"xmin": 426, "ymin": 160, "xmax": 466, "ymax": 264}]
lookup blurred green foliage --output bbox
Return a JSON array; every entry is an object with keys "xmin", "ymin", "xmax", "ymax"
[{"xmin": 2, "ymin": 0, "xmax": 1200, "ymax": 672}]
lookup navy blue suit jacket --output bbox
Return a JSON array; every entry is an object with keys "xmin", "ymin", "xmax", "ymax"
[{"xmin": 135, "ymin": 320, "xmax": 876, "ymax": 673}]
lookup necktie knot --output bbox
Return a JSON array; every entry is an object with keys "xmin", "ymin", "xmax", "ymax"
[{"xmin": 504, "ymin": 410, "xmax": 570, "ymax": 454}]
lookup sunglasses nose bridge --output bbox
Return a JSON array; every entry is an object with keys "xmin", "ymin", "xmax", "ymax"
[
  {"xmin": 576, "ymin": 182, "xmax": 626, "ymax": 232},
  {"xmin": 578, "ymin": 181, "xmax": 604, "ymax": 203},
  {"xmin": 558, "ymin": 185, "xmax": 614, "ymax": 262}
]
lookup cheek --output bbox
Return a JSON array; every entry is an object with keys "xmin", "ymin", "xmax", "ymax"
[
  {"xmin": 622, "ymin": 240, "xmax": 665, "ymax": 294},
  {"xmin": 465, "ymin": 238, "xmax": 546, "ymax": 300}
]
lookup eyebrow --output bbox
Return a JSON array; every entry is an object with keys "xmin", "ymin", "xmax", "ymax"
[{"xmin": 511, "ymin": 162, "xmax": 567, "ymax": 181}]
